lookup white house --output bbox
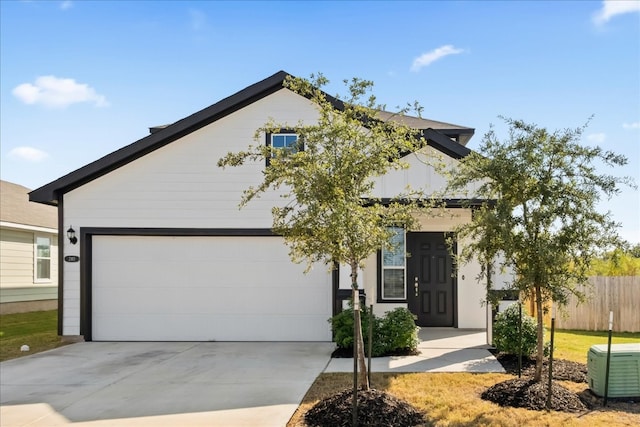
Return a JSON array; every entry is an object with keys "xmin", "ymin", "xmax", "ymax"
[
  {"xmin": 29, "ymin": 71, "xmax": 499, "ymax": 341},
  {"xmin": 1, "ymin": 180, "xmax": 58, "ymax": 314}
]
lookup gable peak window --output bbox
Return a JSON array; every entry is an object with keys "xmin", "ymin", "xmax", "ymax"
[
  {"xmin": 266, "ymin": 132, "xmax": 301, "ymax": 165},
  {"xmin": 271, "ymin": 133, "xmax": 298, "ymax": 153}
]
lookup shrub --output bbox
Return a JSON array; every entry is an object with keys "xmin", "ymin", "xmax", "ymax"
[
  {"xmin": 330, "ymin": 305, "xmax": 385, "ymax": 356},
  {"xmin": 493, "ymin": 303, "xmax": 539, "ymax": 356},
  {"xmin": 379, "ymin": 308, "xmax": 420, "ymax": 353},
  {"xmin": 329, "ymin": 306, "xmax": 418, "ymax": 356}
]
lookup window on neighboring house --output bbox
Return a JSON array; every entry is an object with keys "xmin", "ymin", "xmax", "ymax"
[
  {"xmin": 267, "ymin": 132, "xmax": 300, "ymax": 164},
  {"xmin": 35, "ymin": 235, "xmax": 51, "ymax": 282},
  {"xmin": 381, "ymin": 227, "xmax": 406, "ymax": 299}
]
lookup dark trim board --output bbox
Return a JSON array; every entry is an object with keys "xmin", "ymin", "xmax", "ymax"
[
  {"xmin": 56, "ymin": 199, "xmax": 64, "ymax": 336},
  {"xmin": 80, "ymin": 227, "xmax": 277, "ymax": 238},
  {"xmin": 78, "ymin": 227, "xmax": 334, "ymax": 341}
]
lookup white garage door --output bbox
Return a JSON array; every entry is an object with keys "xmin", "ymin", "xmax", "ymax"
[{"xmin": 91, "ymin": 235, "xmax": 332, "ymax": 341}]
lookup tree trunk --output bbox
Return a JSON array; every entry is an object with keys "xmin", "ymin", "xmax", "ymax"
[
  {"xmin": 351, "ymin": 263, "xmax": 369, "ymax": 390},
  {"xmin": 534, "ymin": 284, "xmax": 544, "ymax": 382}
]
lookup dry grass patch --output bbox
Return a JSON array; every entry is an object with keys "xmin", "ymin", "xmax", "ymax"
[{"xmin": 287, "ymin": 372, "xmax": 640, "ymax": 427}]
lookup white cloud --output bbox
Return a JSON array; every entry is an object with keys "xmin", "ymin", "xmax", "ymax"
[
  {"xmin": 8, "ymin": 147, "xmax": 49, "ymax": 162},
  {"xmin": 623, "ymin": 121, "xmax": 640, "ymax": 130},
  {"xmin": 587, "ymin": 132, "xmax": 607, "ymax": 143},
  {"xmin": 411, "ymin": 45, "xmax": 464, "ymax": 72},
  {"xmin": 60, "ymin": 1, "xmax": 73, "ymax": 10},
  {"xmin": 593, "ymin": 0, "xmax": 640, "ymax": 26},
  {"xmin": 12, "ymin": 76, "xmax": 109, "ymax": 108}
]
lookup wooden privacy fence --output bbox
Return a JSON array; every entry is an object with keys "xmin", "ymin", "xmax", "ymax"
[{"xmin": 556, "ymin": 276, "xmax": 640, "ymax": 332}]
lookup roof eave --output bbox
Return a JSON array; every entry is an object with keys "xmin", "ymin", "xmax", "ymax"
[{"xmin": 423, "ymin": 128, "xmax": 472, "ymax": 159}]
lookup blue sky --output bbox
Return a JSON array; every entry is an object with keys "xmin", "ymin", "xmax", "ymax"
[{"xmin": 1, "ymin": 0, "xmax": 639, "ymax": 244}]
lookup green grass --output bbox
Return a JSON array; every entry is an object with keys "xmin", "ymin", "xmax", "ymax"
[
  {"xmin": 553, "ymin": 329, "xmax": 640, "ymax": 363},
  {"xmin": 0, "ymin": 310, "xmax": 68, "ymax": 362}
]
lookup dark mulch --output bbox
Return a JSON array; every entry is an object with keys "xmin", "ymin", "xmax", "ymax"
[
  {"xmin": 481, "ymin": 378, "xmax": 587, "ymax": 413},
  {"xmin": 491, "ymin": 352, "xmax": 587, "ymax": 383},
  {"xmin": 487, "ymin": 352, "xmax": 640, "ymax": 413},
  {"xmin": 304, "ymin": 388, "xmax": 425, "ymax": 427}
]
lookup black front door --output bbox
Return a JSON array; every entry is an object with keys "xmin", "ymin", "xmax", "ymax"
[{"xmin": 407, "ymin": 232, "xmax": 455, "ymax": 327}]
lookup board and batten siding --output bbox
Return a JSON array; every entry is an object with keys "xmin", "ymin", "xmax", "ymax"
[
  {"xmin": 0, "ymin": 227, "xmax": 58, "ymax": 302},
  {"xmin": 370, "ymin": 146, "xmax": 482, "ymax": 199},
  {"xmin": 61, "ymin": 89, "xmax": 322, "ymax": 336}
]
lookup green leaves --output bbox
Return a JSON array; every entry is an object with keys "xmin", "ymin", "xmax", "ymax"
[
  {"xmin": 218, "ymin": 73, "xmax": 435, "ymax": 272},
  {"xmin": 448, "ymin": 116, "xmax": 633, "ymax": 302}
]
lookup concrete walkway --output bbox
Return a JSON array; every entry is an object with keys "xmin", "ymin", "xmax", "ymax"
[{"xmin": 324, "ymin": 328, "xmax": 505, "ymax": 373}]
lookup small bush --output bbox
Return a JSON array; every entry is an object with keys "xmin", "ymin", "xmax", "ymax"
[
  {"xmin": 379, "ymin": 308, "xmax": 420, "ymax": 353},
  {"xmin": 330, "ymin": 305, "xmax": 385, "ymax": 356},
  {"xmin": 493, "ymin": 303, "xmax": 540, "ymax": 356},
  {"xmin": 329, "ymin": 306, "xmax": 418, "ymax": 356}
]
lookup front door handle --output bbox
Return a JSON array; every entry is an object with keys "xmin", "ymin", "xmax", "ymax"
[{"xmin": 414, "ymin": 276, "xmax": 419, "ymax": 297}]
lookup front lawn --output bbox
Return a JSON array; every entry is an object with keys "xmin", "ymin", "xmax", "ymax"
[
  {"xmin": 553, "ymin": 329, "xmax": 640, "ymax": 362},
  {"xmin": 288, "ymin": 329, "xmax": 640, "ymax": 426},
  {"xmin": 0, "ymin": 310, "xmax": 68, "ymax": 362}
]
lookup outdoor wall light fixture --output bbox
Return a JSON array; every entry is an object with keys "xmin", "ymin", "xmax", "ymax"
[{"xmin": 67, "ymin": 226, "xmax": 78, "ymax": 245}]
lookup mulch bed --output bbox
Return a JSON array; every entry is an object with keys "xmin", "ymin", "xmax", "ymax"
[
  {"xmin": 491, "ymin": 352, "xmax": 588, "ymax": 383},
  {"xmin": 484, "ymin": 352, "xmax": 588, "ymax": 413},
  {"xmin": 486, "ymin": 352, "xmax": 639, "ymax": 412},
  {"xmin": 304, "ymin": 388, "xmax": 425, "ymax": 427},
  {"xmin": 481, "ymin": 378, "xmax": 587, "ymax": 412}
]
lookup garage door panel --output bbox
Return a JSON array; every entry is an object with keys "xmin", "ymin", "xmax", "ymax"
[
  {"xmin": 93, "ymin": 313, "xmax": 332, "ymax": 341},
  {"xmin": 93, "ymin": 285, "xmax": 329, "ymax": 315},
  {"xmin": 91, "ymin": 235, "xmax": 332, "ymax": 341}
]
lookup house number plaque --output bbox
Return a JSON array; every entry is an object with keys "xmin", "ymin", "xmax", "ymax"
[{"xmin": 64, "ymin": 256, "xmax": 80, "ymax": 262}]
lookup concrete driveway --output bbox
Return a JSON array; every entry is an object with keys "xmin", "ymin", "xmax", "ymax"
[{"xmin": 0, "ymin": 341, "xmax": 334, "ymax": 427}]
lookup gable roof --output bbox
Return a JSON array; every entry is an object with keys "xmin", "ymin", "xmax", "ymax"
[
  {"xmin": 1, "ymin": 180, "xmax": 57, "ymax": 229},
  {"xmin": 374, "ymin": 111, "xmax": 474, "ymax": 146},
  {"xmin": 30, "ymin": 70, "xmax": 473, "ymax": 206}
]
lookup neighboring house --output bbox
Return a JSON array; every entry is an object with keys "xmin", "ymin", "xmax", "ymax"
[
  {"xmin": 29, "ymin": 71, "xmax": 507, "ymax": 341},
  {"xmin": 1, "ymin": 180, "xmax": 58, "ymax": 314}
]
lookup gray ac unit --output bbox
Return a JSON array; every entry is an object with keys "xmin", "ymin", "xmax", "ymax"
[{"xmin": 587, "ymin": 343, "xmax": 640, "ymax": 398}]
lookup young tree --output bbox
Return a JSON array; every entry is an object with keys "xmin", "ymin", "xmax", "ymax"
[
  {"xmin": 447, "ymin": 117, "xmax": 633, "ymax": 382},
  {"xmin": 218, "ymin": 74, "xmax": 433, "ymax": 389}
]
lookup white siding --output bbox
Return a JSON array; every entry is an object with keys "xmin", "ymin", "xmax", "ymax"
[
  {"xmin": 64, "ymin": 89, "xmax": 319, "ymax": 230},
  {"xmin": 62, "ymin": 88, "xmax": 320, "ymax": 335},
  {"xmin": 371, "ymin": 147, "xmax": 480, "ymax": 199},
  {"xmin": 60, "ymin": 86, "xmax": 487, "ymax": 335}
]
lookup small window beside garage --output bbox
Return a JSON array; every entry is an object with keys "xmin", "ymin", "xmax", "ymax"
[
  {"xmin": 34, "ymin": 235, "xmax": 51, "ymax": 282},
  {"xmin": 381, "ymin": 227, "xmax": 406, "ymax": 300}
]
